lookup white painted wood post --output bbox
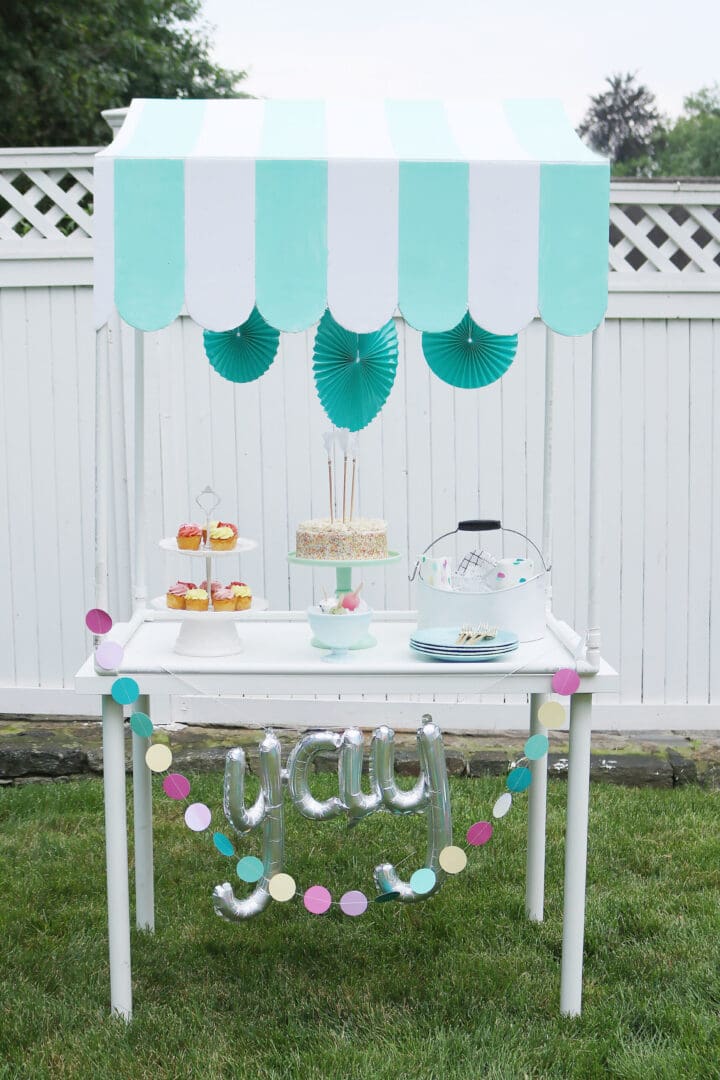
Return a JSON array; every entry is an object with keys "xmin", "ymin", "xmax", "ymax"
[
  {"xmin": 560, "ymin": 691, "xmax": 592, "ymax": 1016},
  {"xmin": 586, "ymin": 325, "xmax": 603, "ymax": 670},
  {"xmin": 132, "ymin": 693, "xmax": 154, "ymax": 932},
  {"xmin": 542, "ymin": 326, "xmax": 555, "ymax": 603},
  {"xmin": 102, "ymin": 693, "xmax": 133, "ymax": 1021},
  {"xmin": 526, "ymin": 692, "xmax": 548, "ymax": 921},
  {"xmin": 94, "ymin": 326, "xmax": 109, "ymax": 611},
  {"xmin": 133, "ymin": 329, "xmax": 147, "ymax": 611}
]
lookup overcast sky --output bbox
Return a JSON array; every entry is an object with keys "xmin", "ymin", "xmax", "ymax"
[{"xmin": 203, "ymin": 0, "xmax": 719, "ymax": 123}]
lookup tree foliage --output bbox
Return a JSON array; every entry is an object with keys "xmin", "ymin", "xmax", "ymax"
[
  {"xmin": 578, "ymin": 72, "xmax": 661, "ymax": 168},
  {"xmin": 654, "ymin": 85, "xmax": 720, "ymax": 177},
  {"xmin": 0, "ymin": 0, "xmax": 247, "ymax": 146}
]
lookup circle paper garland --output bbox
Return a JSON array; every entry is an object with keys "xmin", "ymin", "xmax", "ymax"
[
  {"xmin": 95, "ymin": 641, "xmax": 124, "ymax": 670},
  {"xmin": 85, "ymin": 606, "xmax": 580, "ymax": 919},
  {"xmin": 85, "ymin": 608, "xmax": 113, "ymax": 634},
  {"xmin": 146, "ymin": 744, "xmax": 173, "ymax": 773}
]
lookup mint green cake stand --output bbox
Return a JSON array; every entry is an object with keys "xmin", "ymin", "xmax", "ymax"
[{"xmin": 287, "ymin": 550, "xmax": 402, "ymax": 649}]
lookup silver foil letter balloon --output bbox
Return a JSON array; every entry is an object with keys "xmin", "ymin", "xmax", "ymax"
[
  {"xmin": 374, "ymin": 719, "xmax": 452, "ymax": 902},
  {"xmin": 213, "ymin": 730, "xmax": 284, "ymax": 921},
  {"xmin": 370, "ymin": 725, "xmax": 428, "ymax": 815},
  {"xmin": 339, "ymin": 728, "xmax": 382, "ymax": 827},
  {"xmin": 287, "ymin": 730, "xmax": 346, "ymax": 820}
]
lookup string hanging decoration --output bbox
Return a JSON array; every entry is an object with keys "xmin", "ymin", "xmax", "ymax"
[
  {"xmin": 422, "ymin": 313, "xmax": 517, "ymax": 389},
  {"xmin": 203, "ymin": 307, "xmax": 280, "ymax": 384},
  {"xmin": 313, "ymin": 310, "xmax": 398, "ymax": 431}
]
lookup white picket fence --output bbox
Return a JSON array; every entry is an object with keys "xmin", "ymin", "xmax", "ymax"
[{"xmin": 0, "ymin": 148, "xmax": 719, "ymax": 727}]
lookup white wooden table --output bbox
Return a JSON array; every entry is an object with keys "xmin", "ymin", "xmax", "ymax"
[{"xmin": 75, "ymin": 610, "xmax": 618, "ymax": 1022}]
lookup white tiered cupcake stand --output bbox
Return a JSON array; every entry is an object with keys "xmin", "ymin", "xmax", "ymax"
[{"xmin": 154, "ymin": 537, "xmax": 267, "ymax": 656}]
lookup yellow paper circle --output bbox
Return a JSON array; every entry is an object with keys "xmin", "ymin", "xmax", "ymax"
[
  {"xmin": 538, "ymin": 701, "xmax": 566, "ymax": 730},
  {"xmin": 145, "ymin": 743, "xmax": 173, "ymax": 773},
  {"xmin": 439, "ymin": 845, "xmax": 468, "ymax": 874},
  {"xmin": 268, "ymin": 873, "xmax": 297, "ymax": 902}
]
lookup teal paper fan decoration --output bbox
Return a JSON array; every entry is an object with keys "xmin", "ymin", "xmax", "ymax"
[
  {"xmin": 313, "ymin": 311, "xmax": 398, "ymax": 431},
  {"xmin": 422, "ymin": 314, "xmax": 517, "ymax": 389},
  {"xmin": 203, "ymin": 308, "xmax": 280, "ymax": 383}
]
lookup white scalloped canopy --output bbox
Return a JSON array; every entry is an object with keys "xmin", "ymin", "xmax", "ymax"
[{"xmin": 94, "ymin": 98, "xmax": 609, "ymax": 338}]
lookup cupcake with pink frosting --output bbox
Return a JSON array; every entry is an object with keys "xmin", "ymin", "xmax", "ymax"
[
  {"xmin": 177, "ymin": 523, "xmax": 202, "ymax": 551},
  {"xmin": 166, "ymin": 581, "xmax": 195, "ymax": 610},
  {"xmin": 212, "ymin": 586, "xmax": 236, "ymax": 612},
  {"xmin": 200, "ymin": 580, "xmax": 223, "ymax": 597}
]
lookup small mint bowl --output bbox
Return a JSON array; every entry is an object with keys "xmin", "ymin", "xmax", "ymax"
[{"xmin": 306, "ymin": 605, "xmax": 374, "ymax": 658}]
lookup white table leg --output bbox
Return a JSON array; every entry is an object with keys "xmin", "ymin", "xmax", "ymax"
[
  {"xmin": 102, "ymin": 693, "xmax": 132, "ymax": 1021},
  {"xmin": 526, "ymin": 692, "xmax": 548, "ymax": 922},
  {"xmin": 560, "ymin": 691, "xmax": 592, "ymax": 1017},
  {"xmin": 132, "ymin": 693, "xmax": 155, "ymax": 932}
]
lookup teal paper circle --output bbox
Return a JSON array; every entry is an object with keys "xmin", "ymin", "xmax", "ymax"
[
  {"xmin": 313, "ymin": 310, "xmax": 398, "ymax": 431},
  {"xmin": 130, "ymin": 712, "xmax": 153, "ymax": 738},
  {"xmin": 410, "ymin": 868, "xmax": 436, "ymax": 895},
  {"xmin": 374, "ymin": 890, "xmax": 400, "ymax": 904},
  {"xmin": 111, "ymin": 677, "xmax": 139, "ymax": 706},
  {"xmin": 422, "ymin": 313, "xmax": 517, "ymax": 389},
  {"xmin": 236, "ymin": 856, "xmax": 264, "ymax": 883},
  {"xmin": 506, "ymin": 766, "xmax": 532, "ymax": 793},
  {"xmin": 203, "ymin": 307, "xmax": 280, "ymax": 384},
  {"xmin": 524, "ymin": 733, "xmax": 549, "ymax": 760},
  {"xmin": 213, "ymin": 832, "xmax": 235, "ymax": 858}
]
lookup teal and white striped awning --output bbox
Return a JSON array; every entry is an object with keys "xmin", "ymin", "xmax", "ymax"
[{"xmin": 94, "ymin": 98, "xmax": 609, "ymax": 337}]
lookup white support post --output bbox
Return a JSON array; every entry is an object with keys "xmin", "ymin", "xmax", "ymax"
[
  {"xmin": 102, "ymin": 694, "xmax": 133, "ymax": 1021},
  {"xmin": 133, "ymin": 329, "xmax": 147, "ymax": 612},
  {"xmin": 526, "ymin": 692, "xmax": 548, "ymax": 922},
  {"xmin": 542, "ymin": 327, "xmax": 555, "ymax": 608},
  {"xmin": 132, "ymin": 693, "xmax": 154, "ymax": 932},
  {"xmin": 586, "ymin": 325, "xmax": 603, "ymax": 670},
  {"xmin": 560, "ymin": 692, "xmax": 592, "ymax": 1017},
  {"xmin": 94, "ymin": 326, "xmax": 109, "ymax": 611}
]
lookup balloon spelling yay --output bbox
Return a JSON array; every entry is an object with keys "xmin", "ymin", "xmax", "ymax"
[{"xmin": 212, "ymin": 718, "xmax": 452, "ymax": 921}]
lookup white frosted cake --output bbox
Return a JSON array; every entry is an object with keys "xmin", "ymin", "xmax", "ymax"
[{"xmin": 295, "ymin": 518, "xmax": 388, "ymax": 560}]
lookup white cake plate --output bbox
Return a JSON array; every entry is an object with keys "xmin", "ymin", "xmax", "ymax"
[{"xmin": 149, "ymin": 596, "xmax": 268, "ymax": 656}]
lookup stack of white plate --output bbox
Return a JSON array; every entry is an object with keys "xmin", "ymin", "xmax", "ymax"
[{"xmin": 409, "ymin": 627, "xmax": 519, "ymax": 662}]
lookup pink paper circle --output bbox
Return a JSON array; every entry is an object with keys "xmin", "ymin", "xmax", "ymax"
[
  {"xmin": 303, "ymin": 885, "xmax": 332, "ymax": 915},
  {"xmin": 184, "ymin": 802, "xmax": 211, "ymax": 832},
  {"xmin": 85, "ymin": 608, "xmax": 113, "ymax": 634},
  {"xmin": 340, "ymin": 890, "xmax": 368, "ymax": 917},
  {"xmin": 95, "ymin": 641, "xmax": 123, "ymax": 670},
  {"xmin": 552, "ymin": 668, "xmax": 581, "ymax": 695},
  {"xmin": 163, "ymin": 773, "xmax": 190, "ymax": 800},
  {"xmin": 466, "ymin": 821, "xmax": 493, "ymax": 846}
]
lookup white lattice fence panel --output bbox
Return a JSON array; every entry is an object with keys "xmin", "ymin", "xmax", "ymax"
[
  {"xmin": 609, "ymin": 199, "xmax": 720, "ymax": 274},
  {"xmin": 0, "ymin": 167, "xmax": 93, "ymax": 242}
]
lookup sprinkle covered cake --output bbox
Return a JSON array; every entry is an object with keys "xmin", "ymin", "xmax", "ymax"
[{"xmin": 296, "ymin": 518, "xmax": 387, "ymax": 561}]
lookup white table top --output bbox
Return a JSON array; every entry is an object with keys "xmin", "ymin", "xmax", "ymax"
[{"xmin": 76, "ymin": 611, "xmax": 618, "ymax": 696}]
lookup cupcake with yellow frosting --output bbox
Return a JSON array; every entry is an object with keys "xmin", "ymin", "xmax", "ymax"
[
  {"xmin": 209, "ymin": 525, "xmax": 237, "ymax": 551},
  {"xmin": 230, "ymin": 581, "xmax": 252, "ymax": 611},
  {"xmin": 185, "ymin": 587, "xmax": 209, "ymax": 611}
]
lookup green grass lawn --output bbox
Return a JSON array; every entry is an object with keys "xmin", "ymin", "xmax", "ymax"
[{"xmin": 1, "ymin": 773, "xmax": 719, "ymax": 1079}]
